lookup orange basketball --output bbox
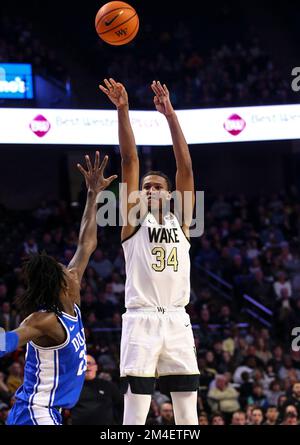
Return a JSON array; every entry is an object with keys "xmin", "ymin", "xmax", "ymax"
[{"xmin": 95, "ymin": 1, "xmax": 139, "ymax": 46}]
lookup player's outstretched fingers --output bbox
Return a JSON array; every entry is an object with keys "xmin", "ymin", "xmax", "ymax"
[
  {"xmin": 104, "ymin": 78, "xmax": 112, "ymax": 90},
  {"xmin": 94, "ymin": 151, "xmax": 100, "ymax": 170},
  {"xmin": 151, "ymin": 81, "xmax": 161, "ymax": 97},
  {"xmin": 109, "ymin": 78, "xmax": 118, "ymax": 87},
  {"xmin": 106, "ymin": 175, "xmax": 118, "ymax": 186},
  {"xmin": 156, "ymin": 81, "xmax": 166, "ymax": 96},
  {"xmin": 77, "ymin": 163, "xmax": 87, "ymax": 177},
  {"xmin": 99, "ymin": 155, "xmax": 109, "ymax": 172},
  {"xmin": 163, "ymin": 84, "xmax": 169, "ymax": 95},
  {"xmin": 99, "ymin": 84, "xmax": 109, "ymax": 95},
  {"xmin": 154, "ymin": 81, "xmax": 165, "ymax": 98},
  {"xmin": 85, "ymin": 155, "xmax": 93, "ymax": 172}
]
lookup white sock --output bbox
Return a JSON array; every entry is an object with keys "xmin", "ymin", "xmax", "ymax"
[
  {"xmin": 123, "ymin": 385, "xmax": 152, "ymax": 425},
  {"xmin": 170, "ymin": 391, "xmax": 198, "ymax": 425}
]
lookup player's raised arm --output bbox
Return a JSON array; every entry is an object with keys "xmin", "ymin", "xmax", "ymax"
[
  {"xmin": 67, "ymin": 151, "xmax": 117, "ymax": 290},
  {"xmin": 151, "ymin": 81, "xmax": 195, "ymax": 236},
  {"xmin": 99, "ymin": 78, "xmax": 140, "ymax": 241}
]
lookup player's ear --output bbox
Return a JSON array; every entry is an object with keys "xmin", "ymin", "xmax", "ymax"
[{"xmin": 166, "ymin": 192, "xmax": 172, "ymax": 201}]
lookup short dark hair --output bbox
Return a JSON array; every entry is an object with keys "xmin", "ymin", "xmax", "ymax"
[
  {"xmin": 16, "ymin": 252, "xmax": 67, "ymax": 317},
  {"xmin": 211, "ymin": 412, "xmax": 224, "ymax": 421},
  {"xmin": 140, "ymin": 170, "xmax": 172, "ymax": 191}
]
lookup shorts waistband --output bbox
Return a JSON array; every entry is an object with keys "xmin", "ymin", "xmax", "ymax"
[{"xmin": 126, "ymin": 306, "xmax": 186, "ymax": 314}]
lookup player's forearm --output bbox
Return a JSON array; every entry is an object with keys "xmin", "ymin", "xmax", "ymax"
[
  {"xmin": 117, "ymin": 106, "xmax": 138, "ymax": 162},
  {"xmin": 78, "ymin": 190, "xmax": 98, "ymax": 248},
  {"xmin": 166, "ymin": 113, "xmax": 192, "ymax": 171}
]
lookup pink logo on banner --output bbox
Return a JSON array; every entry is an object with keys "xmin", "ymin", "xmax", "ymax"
[
  {"xmin": 29, "ymin": 115, "xmax": 51, "ymax": 138},
  {"xmin": 223, "ymin": 114, "xmax": 246, "ymax": 136}
]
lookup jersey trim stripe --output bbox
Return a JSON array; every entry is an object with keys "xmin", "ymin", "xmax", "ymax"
[
  {"xmin": 61, "ymin": 311, "xmax": 78, "ymax": 321},
  {"xmin": 29, "ymin": 349, "xmax": 41, "ymax": 425},
  {"xmin": 50, "ymin": 350, "xmax": 59, "ymax": 407},
  {"xmin": 179, "ymin": 224, "xmax": 191, "ymax": 245},
  {"xmin": 32, "ymin": 349, "xmax": 54, "ymax": 407},
  {"xmin": 49, "ymin": 407, "xmax": 59, "ymax": 425},
  {"xmin": 48, "ymin": 350, "xmax": 59, "ymax": 424},
  {"xmin": 121, "ymin": 224, "xmax": 143, "ymax": 244},
  {"xmin": 121, "ymin": 212, "xmax": 148, "ymax": 244}
]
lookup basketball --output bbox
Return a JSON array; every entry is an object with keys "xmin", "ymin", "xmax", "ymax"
[{"xmin": 95, "ymin": 1, "xmax": 139, "ymax": 46}]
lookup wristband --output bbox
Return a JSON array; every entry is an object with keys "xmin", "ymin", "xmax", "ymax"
[{"xmin": 0, "ymin": 331, "xmax": 19, "ymax": 358}]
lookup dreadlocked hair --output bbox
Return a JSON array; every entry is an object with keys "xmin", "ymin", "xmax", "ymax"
[{"xmin": 16, "ymin": 252, "xmax": 67, "ymax": 318}]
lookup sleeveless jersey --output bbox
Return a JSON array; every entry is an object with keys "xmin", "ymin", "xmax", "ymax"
[
  {"xmin": 15, "ymin": 304, "xmax": 86, "ymax": 416},
  {"xmin": 122, "ymin": 212, "xmax": 191, "ymax": 308}
]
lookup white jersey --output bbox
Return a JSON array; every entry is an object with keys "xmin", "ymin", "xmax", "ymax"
[{"xmin": 122, "ymin": 212, "xmax": 191, "ymax": 308}]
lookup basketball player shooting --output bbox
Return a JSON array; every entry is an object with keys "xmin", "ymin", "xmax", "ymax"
[
  {"xmin": 100, "ymin": 78, "xmax": 200, "ymax": 425},
  {"xmin": 0, "ymin": 152, "xmax": 117, "ymax": 425}
]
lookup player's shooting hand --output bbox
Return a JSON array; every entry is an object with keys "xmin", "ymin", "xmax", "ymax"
[
  {"xmin": 77, "ymin": 151, "xmax": 118, "ymax": 194},
  {"xmin": 99, "ymin": 78, "xmax": 129, "ymax": 109},
  {"xmin": 151, "ymin": 81, "xmax": 175, "ymax": 117}
]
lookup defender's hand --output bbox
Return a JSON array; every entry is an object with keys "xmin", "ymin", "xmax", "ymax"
[{"xmin": 77, "ymin": 151, "xmax": 117, "ymax": 194}]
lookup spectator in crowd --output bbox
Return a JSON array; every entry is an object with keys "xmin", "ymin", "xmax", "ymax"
[
  {"xmin": 0, "ymin": 372, "xmax": 11, "ymax": 405},
  {"xmin": 207, "ymin": 374, "xmax": 240, "ymax": 420},
  {"xmin": 211, "ymin": 413, "xmax": 225, "ymax": 425},
  {"xmin": 0, "ymin": 302, "xmax": 19, "ymax": 331},
  {"xmin": 0, "ymin": 402, "xmax": 9, "ymax": 426},
  {"xmin": 247, "ymin": 383, "xmax": 269, "ymax": 410},
  {"xmin": 250, "ymin": 407, "xmax": 264, "ymax": 425},
  {"xmin": 238, "ymin": 372, "xmax": 253, "ymax": 409},
  {"xmin": 263, "ymin": 406, "xmax": 279, "ymax": 425},
  {"xmin": 274, "ymin": 271, "xmax": 292, "ymax": 300},
  {"xmin": 254, "ymin": 338, "xmax": 273, "ymax": 365},
  {"xmin": 198, "ymin": 411, "xmax": 209, "ymax": 425},
  {"xmin": 231, "ymin": 410, "xmax": 247, "ymax": 425},
  {"xmin": 281, "ymin": 412, "xmax": 298, "ymax": 425},
  {"xmin": 146, "ymin": 402, "xmax": 175, "ymax": 425},
  {"xmin": 266, "ymin": 380, "xmax": 285, "ymax": 406},
  {"xmin": 89, "ymin": 249, "xmax": 113, "ymax": 280},
  {"xmin": 6, "ymin": 363, "xmax": 23, "ymax": 395},
  {"xmin": 282, "ymin": 382, "xmax": 300, "ymax": 416},
  {"xmin": 278, "ymin": 358, "xmax": 300, "ymax": 382},
  {"xmin": 250, "ymin": 270, "xmax": 272, "ymax": 304},
  {"xmin": 71, "ymin": 354, "xmax": 122, "ymax": 425}
]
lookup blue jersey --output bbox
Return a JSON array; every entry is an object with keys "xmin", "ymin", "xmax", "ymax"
[{"xmin": 15, "ymin": 304, "xmax": 86, "ymax": 414}]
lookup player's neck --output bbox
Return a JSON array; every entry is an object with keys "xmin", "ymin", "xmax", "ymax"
[
  {"xmin": 149, "ymin": 209, "xmax": 168, "ymax": 225},
  {"xmin": 59, "ymin": 293, "xmax": 76, "ymax": 317}
]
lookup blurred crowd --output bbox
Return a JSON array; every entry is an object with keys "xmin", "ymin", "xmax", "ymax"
[
  {"xmin": 0, "ymin": 9, "xmax": 297, "ymax": 108},
  {"xmin": 0, "ymin": 185, "xmax": 300, "ymax": 424},
  {"xmin": 102, "ymin": 33, "xmax": 295, "ymax": 109},
  {"xmin": 0, "ymin": 15, "xmax": 67, "ymax": 82}
]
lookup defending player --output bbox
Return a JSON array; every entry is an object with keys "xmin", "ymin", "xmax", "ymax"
[
  {"xmin": 100, "ymin": 78, "xmax": 200, "ymax": 425},
  {"xmin": 0, "ymin": 152, "xmax": 117, "ymax": 425}
]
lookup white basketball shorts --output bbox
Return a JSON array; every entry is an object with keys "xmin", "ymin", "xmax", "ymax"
[{"xmin": 120, "ymin": 307, "xmax": 200, "ymax": 379}]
